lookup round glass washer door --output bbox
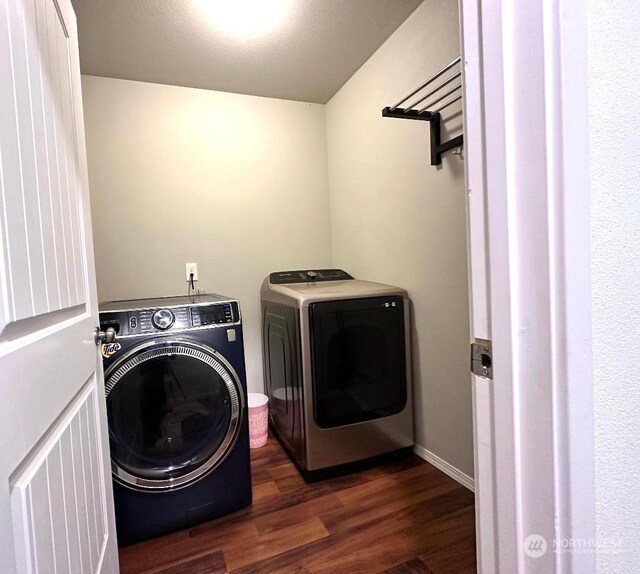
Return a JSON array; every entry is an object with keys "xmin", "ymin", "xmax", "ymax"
[{"xmin": 105, "ymin": 339, "xmax": 242, "ymax": 491}]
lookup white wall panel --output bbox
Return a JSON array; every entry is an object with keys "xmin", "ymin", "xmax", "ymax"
[
  {"xmin": 589, "ymin": 0, "xmax": 640, "ymax": 570},
  {"xmin": 10, "ymin": 380, "xmax": 108, "ymax": 574}
]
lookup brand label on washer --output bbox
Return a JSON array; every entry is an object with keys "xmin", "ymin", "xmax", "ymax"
[{"xmin": 101, "ymin": 342, "xmax": 122, "ymax": 358}]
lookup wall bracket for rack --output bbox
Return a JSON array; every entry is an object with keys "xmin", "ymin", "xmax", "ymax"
[
  {"xmin": 382, "ymin": 57, "xmax": 464, "ymax": 167},
  {"xmin": 381, "ymin": 108, "xmax": 464, "ymax": 166}
]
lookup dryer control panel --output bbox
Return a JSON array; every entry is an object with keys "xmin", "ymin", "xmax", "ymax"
[
  {"xmin": 99, "ymin": 302, "xmax": 239, "ymax": 337},
  {"xmin": 269, "ymin": 269, "xmax": 354, "ymax": 284}
]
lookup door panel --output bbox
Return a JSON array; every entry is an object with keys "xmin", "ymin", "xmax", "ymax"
[
  {"xmin": 0, "ymin": 0, "xmax": 118, "ymax": 571},
  {"xmin": 0, "ymin": 0, "xmax": 87, "ymax": 327},
  {"xmin": 10, "ymin": 380, "xmax": 108, "ymax": 573}
]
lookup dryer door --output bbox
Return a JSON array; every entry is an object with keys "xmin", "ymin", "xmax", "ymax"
[
  {"xmin": 309, "ymin": 296, "xmax": 407, "ymax": 429},
  {"xmin": 104, "ymin": 339, "xmax": 242, "ymax": 491}
]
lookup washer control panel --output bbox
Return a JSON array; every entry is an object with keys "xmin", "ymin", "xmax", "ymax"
[
  {"xmin": 99, "ymin": 302, "xmax": 238, "ymax": 337},
  {"xmin": 269, "ymin": 269, "xmax": 354, "ymax": 284},
  {"xmin": 135, "ymin": 307, "xmax": 190, "ymax": 334},
  {"xmin": 190, "ymin": 303, "xmax": 234, "ymax": 327}
]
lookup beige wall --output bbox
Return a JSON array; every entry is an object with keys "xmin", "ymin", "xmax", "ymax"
[
  {"xmin": 83, "ymin": 0, "xmax": 473, "ymax": 478},
  {"xmin": 326, "ymin": 0, "xmax": 473, "ymax": 476},
  {"xmin": 82, "ymin": 76, "xmax": 332, "ymax": 393}
]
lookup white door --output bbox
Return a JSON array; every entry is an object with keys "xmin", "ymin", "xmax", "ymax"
[
  {"xmin": 460, "ymin": 1, "xmax": 595, "ymax": 572},
  {"xmin": 0, "ymin": 0, "xmax": 119, "ymax": 572}
]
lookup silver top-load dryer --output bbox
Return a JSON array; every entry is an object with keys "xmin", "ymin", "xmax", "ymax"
[{"xmin": 261, "ymin": 269, "xmax": 413, "ymax": 480}]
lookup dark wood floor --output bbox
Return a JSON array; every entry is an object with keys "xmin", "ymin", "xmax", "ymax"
[{"xmin": 119, "ymin": 438, "xmax": 477, "ymax": 573}]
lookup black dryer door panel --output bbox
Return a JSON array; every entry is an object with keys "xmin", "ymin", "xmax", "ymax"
[{"xmin": 309, "ymin": 296, "xmax": 407, "ymax": 429}]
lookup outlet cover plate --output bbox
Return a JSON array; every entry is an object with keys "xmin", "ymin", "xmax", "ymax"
[{"xmin": 185, "ymin": 263, "xmax": 198, "ymax": 281}]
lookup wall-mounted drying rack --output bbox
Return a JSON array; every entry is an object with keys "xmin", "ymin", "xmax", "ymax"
[{"xmin": 382, "ymin": 56, "xmax": 463, "ymax": 166}]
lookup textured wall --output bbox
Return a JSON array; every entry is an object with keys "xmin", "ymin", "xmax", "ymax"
[
  {"xmin": 82, "ymin": 76, "xmax": 332, "ymax": 394},
  {"xmin": 588, "ymin": 0, "xmax": 640, "ymax": 570},
  {"xmin": 326, "ymin": 0, "xmax": 473, "ymax": 477}
]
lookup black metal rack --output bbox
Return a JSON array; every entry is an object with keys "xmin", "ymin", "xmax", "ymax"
[{"xmin": 382, "ymin": 56, "xmax": 463, "ymax": 166}]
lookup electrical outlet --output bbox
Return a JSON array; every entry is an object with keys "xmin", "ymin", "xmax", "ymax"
[{"xmin": 185, "ymin": 262, "xmax": 198, "ymax": 282}]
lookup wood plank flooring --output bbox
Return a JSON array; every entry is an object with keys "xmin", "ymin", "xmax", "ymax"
[{"xmin": 118, "ymin": 438, "xmax": 476, "ymax": 573}]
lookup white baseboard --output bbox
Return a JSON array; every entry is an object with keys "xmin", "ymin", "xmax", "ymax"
[{"xmin": 413, "ymin": 443, "xmax": 475, "ymax": 492}]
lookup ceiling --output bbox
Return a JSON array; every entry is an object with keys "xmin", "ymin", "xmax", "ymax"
[{"xmin": 70, "ymin": 0, "xmax": 423, "ymax": 104}]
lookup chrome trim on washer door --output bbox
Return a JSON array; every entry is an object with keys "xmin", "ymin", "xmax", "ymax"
[{"xmin": 104, "ymin": 338, "xmax": 242, "ymax": 491}]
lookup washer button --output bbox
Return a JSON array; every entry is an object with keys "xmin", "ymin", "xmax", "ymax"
[{"xmin": 152, "ymin": 309, "xmax": 175, "ymax": 330}]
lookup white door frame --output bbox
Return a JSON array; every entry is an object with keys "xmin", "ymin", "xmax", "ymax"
[{"xmin": 460, "ymin": 1, "xmax": 595, "ymax": 571}]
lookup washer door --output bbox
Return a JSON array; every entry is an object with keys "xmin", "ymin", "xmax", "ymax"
[{"xmin": 105, "ymin": 338, "xmax": 242, "ymax": 491}]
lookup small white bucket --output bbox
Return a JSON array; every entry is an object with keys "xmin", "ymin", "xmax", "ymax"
[{"xmin": 247, "ymin": 393, "xmax": 269, "ymax": 448}]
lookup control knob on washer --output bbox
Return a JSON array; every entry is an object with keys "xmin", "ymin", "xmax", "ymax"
[
  {"xmin": 306, "ymin": 271, "xmax": 318, "ymax": 281},
  {"xmin": 152, "ymin": 308, "xmax": 175, "ymax": 330}
]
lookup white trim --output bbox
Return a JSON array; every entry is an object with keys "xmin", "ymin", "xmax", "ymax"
[
  {"xmin": 460, "ymin": 1, "xmax": 595, "ymax": 572},
  {"xmin": 413, "ymin": 444, "xmax": 475, "ymax": 492},
  {"xmin": 459, "ymin": 0, "xmax": 498, "ymax": 571}
]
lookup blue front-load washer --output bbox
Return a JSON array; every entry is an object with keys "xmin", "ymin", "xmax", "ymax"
[{"xmin": 99, "ymin": 294, "xmax": 252, "ymax": 546}]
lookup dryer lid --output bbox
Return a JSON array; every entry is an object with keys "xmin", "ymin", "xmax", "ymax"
[
  {"xmin": 268, "ymin": 269, "xmax": 353, "ymax": 284},
  {"xmin": 261, "ymin": 275, "xmax": 408, "ymax": 308}
]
